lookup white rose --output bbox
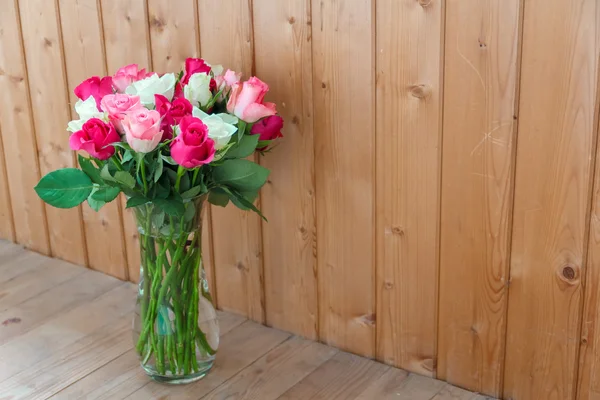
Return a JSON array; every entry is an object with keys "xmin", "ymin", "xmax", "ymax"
[
  {"xmin": 184, "ymin": 72, "xmax": 212, "ymax": 107},
  {"xmin": 125, "ymin": 73, "xmax": 175, "ymax": 106},
  {"xmin": 211, "ymin": 64, "xmax": 224, "ymax": 77},
  {"xmin": 193, "ymin": 107, "xmax": 237, "ymax": 149},
  {"xmin": 67, "ymin": 96, "xmax": 107, "ymax": 132}
]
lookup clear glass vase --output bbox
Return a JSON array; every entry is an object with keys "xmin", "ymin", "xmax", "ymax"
[{"xmin": 132, "ymin": 195, "xmax": 219, "ymax": 384}]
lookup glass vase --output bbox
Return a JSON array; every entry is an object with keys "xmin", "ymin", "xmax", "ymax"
[{"xmin": 132, "ymin": 195, "xmax": 219, "ymax": 384}]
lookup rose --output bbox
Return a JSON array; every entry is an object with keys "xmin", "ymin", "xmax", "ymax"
[
  {"xmin": 170, "ymin": 116, "xmax": 216, "ymax": 168},
  {"xmin": 67, "ymin": 96, "xmax": 107, "ymax": 132},
  {"xmin": 74, "ymin": 76, "xmax": 113, "ymax": 110},
  {"xmin": 215, "ymin": 69, "xmax": 241, "ymax": 92},
  {"xmin": 251, "ymin": 115, "xmax": 284, "ymax": 142},
  {"xmin": 69, "ymin": 118, "xmax": 120, "ymax": 160},
  {"xmin": 214, "ymin": 69, "xmax": 241, "ymax": 101},
  {"xmin": 125, "ymin": 73, "xmax": 176, "ymax": 106},
  {"xmin": 100, "ymin": 94, "xmax": 142, "ymax": 133},
  {"xmin": 183, "ymin": 72, "xmax": 212, "ymax": 108},
  {"xmin": 122, "ymin": 108, "xmax": 162, "ymax": 153},
  {"xmin": 112, "ymin": 64, "xmax": 153, "ymax": 93},
  {"xmin": 192, "ymin": 107, "xmax": 237, "ymax": 149},
  {"xmin": 226, "ymin": 77, "xmax": 277, "ymax": 123},
  {"xmin": 182, "ymin": 58, "xmax": 211, "ymax": 85},
  {"xmin": 155, "ymin": 95, "xmax": 193, "ymax": 140}
]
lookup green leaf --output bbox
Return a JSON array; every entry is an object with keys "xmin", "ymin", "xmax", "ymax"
[
  {"xmin": 121, "ymin": 151, "xmax": 134, "ymax": 163},
  {"xmin": 257, "ymin": 140, "xmax": 272, "ymax": 149},
  {"xmin": 154, "ymin": 198, "xmax": 185, "ymax": 217},
  {"xmin": 114, "ymin": 171, "xmax": 135, "ymax": 189},
  {"xmin": 161, "ymin": 155, "xmax": 177, "ymax": 165},
  {"xmin": 237, "ymin": 120, "xmax": 247, "ymax": 141},
  {"xmin": 126, "ymin": 195, "xmax": 149, "ymax": 209},
  {"xmin": 91, "ymin": 186, "xmax": 121, "ymax": 202},
  {"xmin": 181, "ymin": 185, "xmax": 203, "ymax": 200},
  {"xmin": 212, "ymin": 159, "xmax": 270, "ymax": 191},
  {"xmin": 208, "ymin": 188, "xmax": 229, "ymax": 207},
  {"xmin": 225, "ymin": 134, "xmax": 259, "ymax": 159},
  {"xmin": 100, "ymin": 164, "xmax": 116, "ymax": 182},
  {"xmin": 78, "ymin": 155, "xmax": 103, "ymax": 184},
  {"xmin": 222, "ymin": 187, "xmax": 267, "ymax": 221},
  {"xmin": 154, "ymin": 158, "xmax": 164, "ymax": 183},
  {"xmin": 87, "ymin": 187, "xmax": 105, "ymax": 212},
  {"xmin": 35, "ymin": 168, "xmax": 94, "ymax": 209},
  {"xmin": 152, "ymin": 210, "xmax": 166, "ymax": 229},
  {"xmin": 183, "ymin": 202, "xmax": 197, "ymax": 222}
]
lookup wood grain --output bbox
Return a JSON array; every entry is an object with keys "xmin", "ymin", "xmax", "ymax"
[
  {"xmin": 312, "ymin": 0, "xmax": 375, "ymax": 357},
  {"xmin": 253, "ymin": 0, "xmax": 318, "ymax": 339},
  {"xmin": 503, "ymin": 0, "xmax": 600, "ymax": 399},
  {"xmin": 197, "ymin": 0, "xmax": 265, "ymax": 322},
  {"xmin": 58, "ymin": 0, "xmax": 128, "ymax": 280},
  {"xmin": 375, "ymin": 0, "xmax": 443, "ymax": 375},
  {"xmin": 100, "ymin": 0, "xmax": 153, "ymax": 282},
  {"xmin": 51, "ymin": 311, "xmax": 245, "ymax": 399},
  {"xmin": 278, "ymin": 351, "xmax": 389, "ymax": 399},
  {"xmin": 0, "ymin": 127, "xmax": 14, "ymax": 242},
  {"xmin": 18, "ymin": 0, "xmax": 87, "ymax": 265},
  {"xmin": 437, "ymin": 0, "xmax": 521, "ymax": 395},
  {"xmin": 0, "ymin": 0, "xmax": 48, "ymax": 253},
  {"xmin": 204, "ymin": 337, "xmax": 337, "ymax": 399},
  {"xmin": 577, "ymin": 4, "xmax": 600, "ymax": 399},
  {"xmin": 0, "ymin": 269, "xmax": 120, "ymax": 345},
  {"xmin": 147, "ymin": 0, "xmax": 198, "ymax": 73}
]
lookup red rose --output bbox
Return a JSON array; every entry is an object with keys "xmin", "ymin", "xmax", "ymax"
[
  {"xmin": 170, "ymin": 116, "xmax": 215, "ymax": 168},
  {"xmin": 251, "ymin": 115, "xmax": 284, "ymax": 142},
  {"xmin": 74, "ymin": 76, "xmax": 113, "ymax": 111},
  {"xmin": 69, "ymin": 118, "xmax": 120, "ymax": 160},
  {"xmin": 170, "ymin": 98, "xmax": 193, "ymax": 123},
  {"xmin": 154, "ymin": 95, "xmax": 193, "ymax": 140},
  {"xmin": 181, "ymin": 58, "xmax": 211, "ymax": 85}
]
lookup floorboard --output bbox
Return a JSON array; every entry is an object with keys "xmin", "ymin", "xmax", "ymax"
[{"xmin": 0, "ymin": 240, "xmax": 491, "ymax": 399}]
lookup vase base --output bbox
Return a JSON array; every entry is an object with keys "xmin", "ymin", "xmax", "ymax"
[{"xmin": 142, "ymin": 360, "xmax": 214, "ymax": 385}]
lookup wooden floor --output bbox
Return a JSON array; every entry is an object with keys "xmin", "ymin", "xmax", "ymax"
[{"xmin": 0, "ymin": 241, "xmax": 492, "ymax": 400}]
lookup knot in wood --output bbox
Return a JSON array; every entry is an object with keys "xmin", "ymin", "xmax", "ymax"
[
  {"xmin": 562, "ymin": 266, "xmax": 576, "ymax": 280},
  {"xmin": 409, "ymin": 84, "xmax": 432, "ymax": 99},
  {"xmin": 418, "ymin": 0, "xmax": 432, "ymax": 7}
]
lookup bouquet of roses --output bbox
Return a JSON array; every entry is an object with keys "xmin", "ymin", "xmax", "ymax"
[
  {"xmin": 35, "ymin": 58, "xmax": 283, "ymax": 216},
  {"xmin": 34, "ymin": 58, "xmax": 283, "ymax": 382}
]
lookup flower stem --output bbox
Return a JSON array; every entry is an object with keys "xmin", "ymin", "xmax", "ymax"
[
  {"xmin": 140, "ymin": 158, "xmax": 149, "ymax": 195},
  {"xmin": 175, "ymin": 165, "xmax": 185, "ymax": 192}
]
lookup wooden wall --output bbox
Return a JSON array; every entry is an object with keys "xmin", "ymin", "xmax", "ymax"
[{"xmin": 1, "ymin": 0, "xmax": 599, "ymax": 398}]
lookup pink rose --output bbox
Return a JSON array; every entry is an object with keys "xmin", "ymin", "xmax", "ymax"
[
  {"xmin": 112, "ymin": 64, "xmax": 154, "ymax": 93},
  {"xmin": 251, "ymin": 115, "xmax": 284, "ymax": 145},
  {"xmin": 122, "ymin": 108, "xmax": 162, "ymax": 153},
  {"xmin": 181, "ymin": 58, "xmax": 211, "ymax": 85},
  {"xmin": 215, "ymin": 69, "xmax": 241, "ymax": 90},
  {"xmin": 154, "ymin": 95, "xmax": 193, "ymax": 140},
  {"xmin": 226, "ymin": 77, "xmax": 277, "ymax": 123},
  {"xmin": 170, "ymin": 116, "xmax": 215, "ymax": 168},
  {"xmin": 74, "ymin": 76, "xmax": 113, "ymax": 111},
  {"xmin": 100, "ymin": 94, "xmax": 142, "ymax": 133},
  {"xmin": 215, "ymin": 69, "xmax": 241, "ymax": 100},
  {"xmin": 69, "ymin": 118, "xmax": 120, "ymax": 160}
]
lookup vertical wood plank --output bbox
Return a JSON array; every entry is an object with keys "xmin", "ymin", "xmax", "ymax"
[
  {"xmin": 503, "ymin": 0, "xmax": 600, "ymax": 398},
  {"xmin": 312, "ymin": 0, "xmax": 375, "ymax": 356},
  {"xmin": 0, "ymin": 128, "xmax": 15, "ymax": 242},
  {"xmin": 437, "ymin": 0, "xmax": 521, "ymax": 395},
  {"xmin": 197, "ymin": 0, "xmax": 264, "ymax": 321},
  {"xmin": 58, "ymin": 0, "xmax": 129, "ymax": 280},
  {"xmin": 100, "ymin": 0, "xmax": 152, "ymax": 282},
  {"xmin": 18, "ymin": 0, "xmax": 87, "ymax": 265},
  {"xmin": 0, "ymin": 0, "xmax": 50, "ymax": 254},
  {"xmin": 253, "ymin": 0, "xmax": 317, "ymax": 338},
  {"xmin": 576, "ymin": 7, "xmax": 600, "ymax": 400},
  {"xmin": 147, "ymin": 0, "xmax": 198, "ymax": 73},
  {"xmin": 375, "ymin": 0, "xmax": 443, "ymax": 373}
]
